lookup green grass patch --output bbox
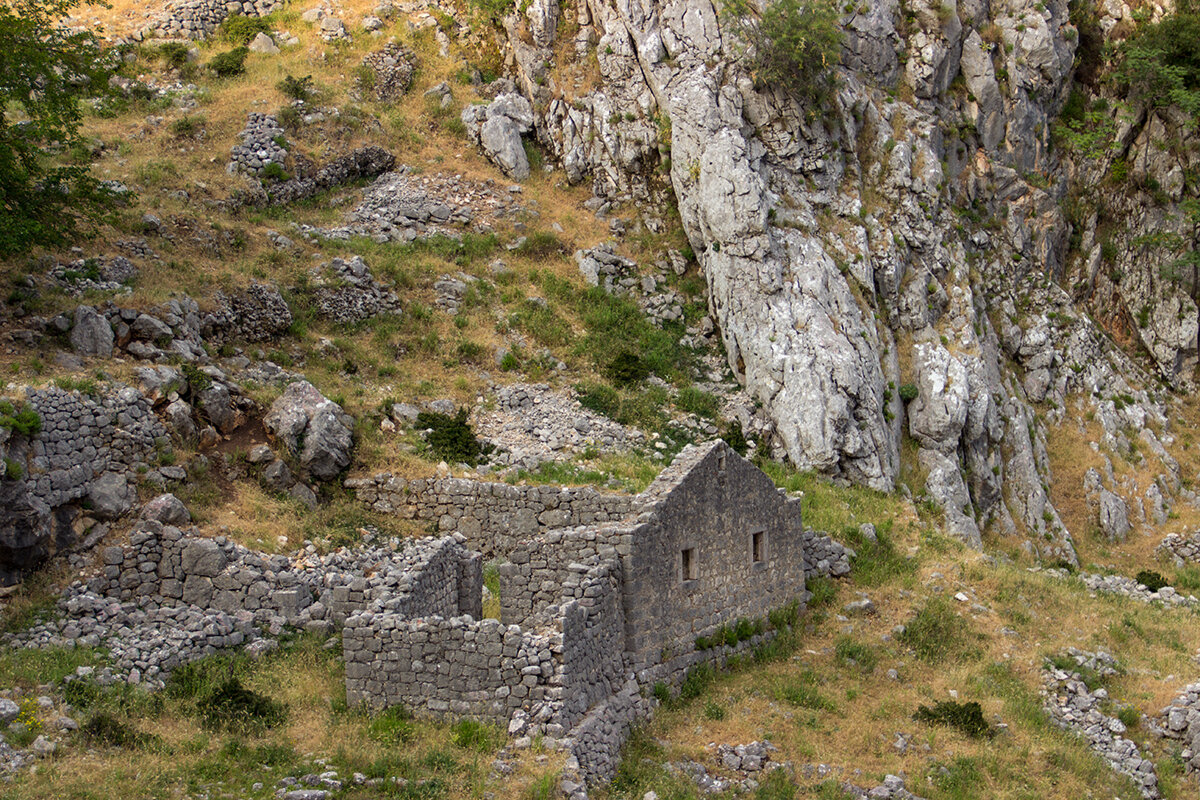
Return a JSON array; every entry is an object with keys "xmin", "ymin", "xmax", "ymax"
[{"xmin": 898, "ymin": 596, "xmax": 978, "ymax": 664}]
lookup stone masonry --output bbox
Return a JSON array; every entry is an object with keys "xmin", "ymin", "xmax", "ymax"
[
  {"xmin": 345, "ymin": 440, "xmax": 811, "ymax": 788},
  {"xmin": 344, "ymin": 473, "xmax": 635, "ymax": 557}
]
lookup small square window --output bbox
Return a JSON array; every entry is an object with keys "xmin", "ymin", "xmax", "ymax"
[
  {"xmin": 751, "ymin": 531, "xmax": 765, "ymax": 564},
  {"xmin": 681, "ymin": 547, "xmax": 698, "ymax": 582}
]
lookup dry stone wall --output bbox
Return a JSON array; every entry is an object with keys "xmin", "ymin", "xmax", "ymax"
[
  {"xmin": 498, "ymin": 525, "xmax": 630, "ymax": 626},
  {"xmin": 89, "ymin": 523, "xmax": 478, "ymax": 629},
  {"xmin": 344, "ymin": 474, "xmax": 635, "ymax": 556},
  {"xmin": 342, "ymin": 614, "xmax": 562, "ymax": 723},
  {"xmin": 556, "ymin": 560, "xmax": 626, "ymax": 731},
  {"xmin": 147, "ymin": 0, "xmax": 282, "ymax": 40}
]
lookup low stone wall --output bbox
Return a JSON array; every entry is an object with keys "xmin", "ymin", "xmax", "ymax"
[
  {"xmin": 93, "ymin": 523, "xmax": 314, "ymax": 622},
  {"xmin": 801, "ymin": 529, "xmax": 854, "ymax": 579},
  {"xmin": 345, "ymin": 474, "xmax": 635, "ymax": 556},
  {"xmin": 1156, "ymin": 532, "xmax": 1200, "ymax": 566},
  {"xmin": 148, "ymin": 0, "xmax": 282, "ymax": 40},
  {"xmin": 561, "ymin": 678, "xmax": 651, "ymax": 793},
  {"xmin": 91, "ymin": 523, "xmax": 479, "ymax": 627},
  {"xmin": 342, "ymin": 614, "xmax": 562, "ymax": 722}
]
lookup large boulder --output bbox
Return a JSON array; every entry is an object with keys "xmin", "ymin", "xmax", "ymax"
[
  {"xmin": 462, "ymin": 93, "xmax": 535, "ymax": 180},
  {"xmin": 141, "ymin": 493, "xmax": 191, "ymax": 526},
  {"xmin": 69, "ymin": 306, "xmax": 113, "ymax": 358},
  {"xmin": 264, "ymin": 381, "xmax": 354, "ymax": 480},
  {"xmin": 88, "ymin": 472, "xmax": 135, "ymax": 520}
]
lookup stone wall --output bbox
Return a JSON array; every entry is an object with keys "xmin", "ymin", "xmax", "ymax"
[
  {"xmin": 621, "ymin": 443, "xmax": 806, "ymax": 674},
  {"xmin": 342, "ymin": 614, "xmax": 562, "ymax": 722},
  {"xmin": 498, "ymin": 525, "xmax": 630, "ymax": 626},
  {"xmin": 90, "ymin": 523, "xmax": 478, "ymax": 628},
  {"xmin": 1156, "ymin": 531, "xmax": 1200, "ymax": 566},
  {"xmin": 557, "ymin": 560, "xmax": 626, "ymax": 731},
  {"xmin": 25, "ymin": 386, "xmax": 166, "ymax": 512},
  {"xmin": 560, "ymin": 678, "xmax": 650, "ymax": 793},
  {"xmin": 148, "ymin": 0, "xmax": 282, "ymax": 40},
  {"xmin": 345, "ymin": 474, "xmax": 635, "ymax": 556}
]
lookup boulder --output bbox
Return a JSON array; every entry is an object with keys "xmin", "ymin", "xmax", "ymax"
[
  {"xmin": 248, "ymin": 32, "xmax": 280, "ymax": 54},
  {"xmin": 264, "ymin": 381, "xmax": 354, "ymax": 480},
  {"xmin": 462, "ymin": 93, "xmax": 534, "ymax": 180},
  {"xmin": 196, "ymin": 382, "xmax": 240, "ymax": 434},
  {"xmin": 141, "ymin": 493, "xmax": 191, "ymax": 526},
  {"xmin": 69, "ymin": 306, "xmax": 113, "ymax": 358},
  {"xmin": 88, "ymin": 472, "xmax": 134, "ymax": 520}
]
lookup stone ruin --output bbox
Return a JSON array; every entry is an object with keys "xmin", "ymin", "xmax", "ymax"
[
  {"xmin": 32, "ymin": 440, "xmax": 837, "ymax": 791},
  {"xmin": 345, "ymin": 440, "xmax": 811, "ymax": 787}
]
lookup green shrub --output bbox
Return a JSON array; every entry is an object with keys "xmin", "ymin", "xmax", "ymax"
[
  {"xmin": 0, "ymin": 401, "xmax": 42, "ymax": 436},
  {"xmin": 723, "ymin": 0, "xmax": 843, "ymax": 105},
  {"xmin": 276, "ymin": 74, "xmax": 315, "ymax": 101},
  {"xmin": 679, "ymin": 663, "xmax": 715, "ymax": 700},
  {"xmin": 1136, "ymin": 569, "xmax": 1168, "ymax": 592},
  {"xmin": 3, "ymin": 458, "xmax": 23, "ymax": 480},
  {"xmin": 415, "ymin": 408, "xmax": 493, "ymax": 466},
  {"xmin": 651, "ymin": 682, "xmax": 671, "ymax": 704},
  {"xmin": 196, "ymin": 678, "xmax": 286, "ymax": 732},
  {"xmin": 605, "ymin": 351, "xmax": 650, "ymax": 385},
  {"xmin": 170, "ymin": 115, "xmax": 204, "ymax": 138},
  {"xmin": 898, "ymin": 383, "xmax": 919, "ymax": 403},
  {"xmin": 1116, "ymin": 704, "xmax": 1141, "ymax": 729},
  {"xmin": 209, "ymin": 47, "xmax": 249, "ymax": 77},
  {"xmin": 913, "ymin": 700, "xmax": 994, "ymax": 738},
  {"xmin": 720, "ymin": 422, "xmax": 750, "ymax": 456},
  {"xmin": 898, "ymin": 596, "xmax": 976, "ymax": 664},
  {"xmin": 220, "ymin": 13, "xmax": 271, "ymax": 45},
  {"xmin": 158, "ymin": 41, "xmax": 190, "ymax": 69},
  {"xmin": 260, "ymin": 161, "xmax": 290, "ymax": 182},
  {"xmin": 1117, "ymin": 11, "xmax": 1200, "ymax": 118}
]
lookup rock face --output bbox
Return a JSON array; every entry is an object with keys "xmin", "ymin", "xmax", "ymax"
[
  {"xmin": 462, "ymin": 93, "xmax": 535, "ymax": 180},
  {"xmin": 264, "ymin": 381, "xmax": 355, "ymax": 481},
  {"xmin": 476, "ymin": 0, "xmax": 1197, "ymax": 560}
]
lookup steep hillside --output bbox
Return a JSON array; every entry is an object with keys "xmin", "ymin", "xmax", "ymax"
[{"xmin": 4, "ymin": 0, "xmax": 1200, "ymax": 798}]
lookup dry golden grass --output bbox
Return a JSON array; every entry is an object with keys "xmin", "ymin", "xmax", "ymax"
[
  {"xmin": 600, "ymin": 503, "xmax": 1200, "ymax": 799},
  {"xmin": 5, "ymin": 634, "xmax": 564, "ymax": 800}
]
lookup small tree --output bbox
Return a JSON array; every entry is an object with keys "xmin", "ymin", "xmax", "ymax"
[
  {"xmin": 723, "ymin": 0, "xmax": 843, "ymax": 105},
  {"xmin": 0, "ymin": 0, "xmax": 118, "ymax": 257}
]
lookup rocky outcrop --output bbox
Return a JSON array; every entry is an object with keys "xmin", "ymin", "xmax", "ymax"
[
  {"xmin": 462, "ymin": 93, "xmax": 535, "ymax": 180},
  {"xmin": 264, "ymin": 381, "xmax": 355, "ymax": 481},
  {"xmin": 458, "ymin": 0, "xmax": 1200, "ymax": 561}
]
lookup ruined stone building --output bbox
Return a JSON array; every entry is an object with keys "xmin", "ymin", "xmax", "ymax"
[
  {"xmin": 343, "ymin": 440, "xmax": 812, "ymax": 784},
  {"xmin": 80, "ymin": 439, "xmax": 833, "ymax": 788}
]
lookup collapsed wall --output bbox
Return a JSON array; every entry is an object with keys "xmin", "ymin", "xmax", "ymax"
[{"xmin": 89, "ymin": 521, "xmax": 479, "ymax": 629}]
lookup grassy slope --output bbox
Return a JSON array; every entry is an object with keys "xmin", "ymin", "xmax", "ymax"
[{"xmin": 3, "ymin": 3, "xmax": 1200, "ymax": 800}]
